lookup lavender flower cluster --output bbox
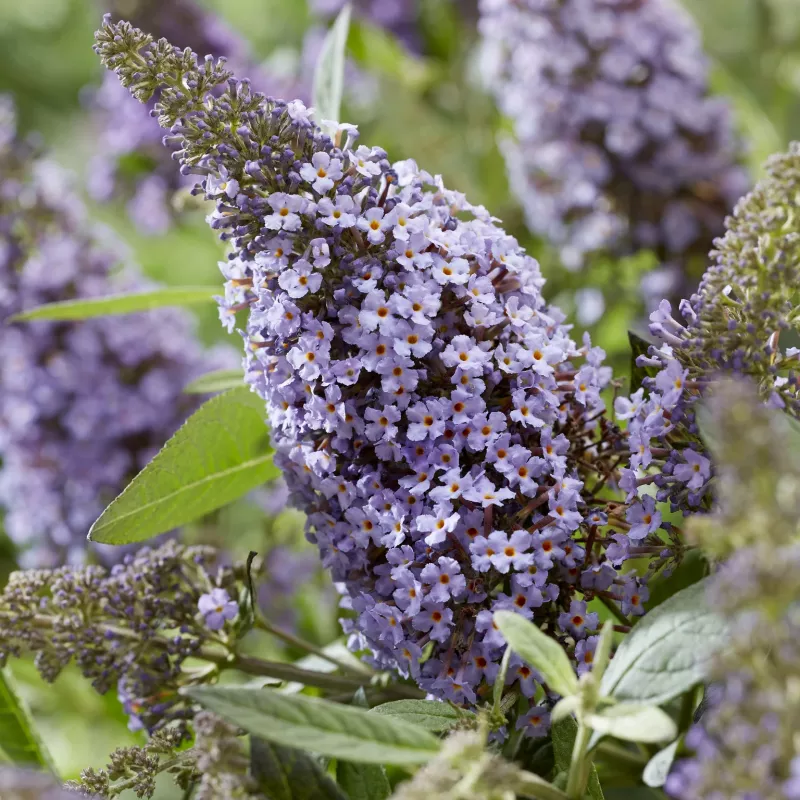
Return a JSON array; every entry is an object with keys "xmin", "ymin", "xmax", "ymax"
[
  {"xmin": 479, "ymin": 0, "xmax": 748, "ymax": 298},
  {"xmin": 0, "ymin": 98, "xmax": 225, "ymax": 567},
  {"xmin": 665, "ymin": 381, "xmax": 800, "ymax": 799},
  {"xmin": 0, "ymin": 540, "xmax": 243, "ymax": 736},
  {"xmin": 95, "ymin": 19, "xmax": 654, "ymax": 728},
  {"xmin": 613, "ymin": 142, "xmax": 800, "ymax": 536},
  {"xmin": 87, "ymin": 0, "xmax": 288, "ymax": 234},
  {"xmin": 90, "ymin": 0, "xmax": 425, "ymax": 237}
]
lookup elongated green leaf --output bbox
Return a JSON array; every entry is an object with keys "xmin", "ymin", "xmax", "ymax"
[
  {"xmin": 89, "ymin": 387, "xmax": 278, "ymax": 544},
  {"xmin": 513, "ymin": 771, "xmax": 570, "ymax": 800},
  {"xmin": 336, "ymin": 760, "xmax": 390, "ymax": 800},
  {"xmin": 592, "ymin": 621, "xmax": 614, "ymax": 683},
  {"xmin": 0, "ymin": 668, "xmax": 56, "ymax": 774},
  {"xmin": 550, "ymin": 696, "xmax": 579, "ymax": 725},
  {"xmin": 312, "ymin": 3, "xmax": 352, "ymax": 123},
  {"xmin": 643, "ymin": 739, "xmax": 680, "ymax": 788},
  {"xmin": 587, "ymin": 704, "xmax": 677, "ymax": 744},
  {"xmin": 494, "ymin": 611, "xmax": 578, "ymax": 698},
  {"xmin": 599, "ymin": 579, "xmax": 728, "ymax": 706},
  {"xmin": 251, "ymin": 737, "xmax": 346, "ymax": 800},
  {"xmin": 187, "ymin": 687, "xmax": 440, "ymax": 766},
  {"xmin": 9, "ymin": 286, "xmax": 218, "ymax": 322},
  {"xmin": 551, "ymin": 717, "xmax": 604, "ymax": 800},
  {"xmin": 183, "ymin": 369, "xmax": 244, "ymax": 395},
  {"xmin": 370, "ymin": 700, "xmax": 473, "ymax": 733},
  {"xmin": 494, "ymin": 646, "xmax": 512, "ymax": 713}
]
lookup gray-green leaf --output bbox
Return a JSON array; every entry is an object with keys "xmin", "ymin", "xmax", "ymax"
[
  {"xmin": 187, "ymin": 686, "xmax": 441, "ymax": 766},
  {"xmin": 643, "ymin": 739, "xmax": 680, "ymax": 788},
  {"xmin": 513, "ymin": 770, "xmax": 570, "ymax": 800},
  {"xmin": 336, "ymin": 760, "xmax": 391, "ymax": 800},
  {"xmin": 312, "ymin": 3, "xmax": 352, "ymax": 123},
  {"xmin": 9, "ymin": 286, "xmax": 218, "ymax": 322},
  {"xmin": 0, "ymin": 667, "xmax": 56, "ymax": 774},
  {"xmin": 592, "ymin": 621, "xmax": 614, "ymax": 682},
  {"xmin": 586, "ymin": 704, "xmax": 677, "ymax": 744},
  {"xmin": 370, "ymin": 700, "xmax": 473, "ymax": 733},
  {"xmin": 251, "ymin": 737, "xmax": 346, "ymax": 800},
  {"xmin": 599, "ymin": 579, "xmax": 728, "ymax": 706},
  {"xmin": 89, "ymin": 387, "xmax": 278, "ymax": 544},
  {"xmin": 551, "ymin": 717, "xmax": 604, "ymax": 800},
  {"xmin": 494, "ymin": 611, "xmax": 578, "ymax": 698},
  {"xmin": 183, "ymin": 369, "xmax": 244, "ymax": 395}
]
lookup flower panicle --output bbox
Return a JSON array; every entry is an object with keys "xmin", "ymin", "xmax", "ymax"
[
  {"xmin": 68, "ymin": 726, "xmax": 194, "ymax": 799},
  {"xmin": 478, "ymin": 0, "xmax": 748, "ymax": 301},
  {"xmin": 90, "ymin": 0, "xmax": 296, "ymax": 234},
  {"xmin": 95, "ymin": 19, "xmax": 652, "ymax": 739},
  {"xmin": 666, "ymin": 380, "xmax": 800, "ymax": 799},
  {"xmin": 94, "ymin": 17, "xmax": 231, "ymax": 113},
  {"xmin": 0, "ymin": 541, "xmax": 243, "ymax": 735},
  {"xmin": 613, "ymin": 142, "xmax": 800, "ymax": 528}
]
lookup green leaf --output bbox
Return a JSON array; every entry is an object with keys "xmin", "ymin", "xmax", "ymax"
[
  {"xmin": 183, "ymin": 369, "xmax": 244, "ymax": 395},
  {"xmin": 513, "ymin": 770, "xmax": 571, "ymax": 800},
  {"xmin": 336, "ymin": 760, "xmax": 390, "ymax": 800},
  {"xmin": 627, "ymin": 330, "xmax": 658, "ymax": 394},
  {"xmin": 335, "ymin": 685, "xmax": 393, "ymax": 800},
  {"xmin": 599, "ymin": 578, "xmax": 728, "ymax": 707},
  {"xmin": 494, "ymin": 646, "xmax": 513, "ymax": 713},
  {"xmin": 89, "ymin": 387, "xmax": 278, "ymax": 544},
  {"xmin": 643, "ymin": 739, "xmax": 680, "ymax": 788},
  {"xmin": 550, "ymin": 717, "xmax": 604, "ymax": 800},
  {"xmin": 586, "ymin": 704, "xmax": 677, "ymax": 744},
  {"xmin": 187, "ymin": 686, "xmax": 441, "ymax": 766},
  {"xmin": 592, "ymin": 621, "xmax": 614, "ymax": 683},
  {"xmin": 8, "ymin": 286, "xmax": 218, "ymax": 322},
  {"xmin": 550, "ymin": 696, "xmax": 579, "ymax": 725},
  {"xmin": 0, "ymin": 667, "xmax": 56, "ymax": 774},
  {"xmin": 250, "ymin": 737, "xmax": 347, "ymax": 800},
  {"xmin": 370, "ymin": 700, "xmax": 474, "ymax": 733},
  {"xmin": 312, "ymin": 3, "xmax": 352, "ymax": 123},
  {"xmin": 494, "ymin": 611, "xmax": 578, "ymax": 698}
]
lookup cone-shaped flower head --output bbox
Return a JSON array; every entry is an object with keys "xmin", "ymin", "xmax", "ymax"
[
  {"xmin": 613, "ymin": 142, "xmax": 800, "ymax": 522},
  {"xmin": 94, "ymin": 19, "xmax": 649, "ymax": 722},
  {"xmin": 479, "ymin": 0, "xmax": 748, "ymax": 300},
  {"xmin": 666, "ymin": 381, "xmax": 800, "ymax": 798},
  {"xmin": 87, "ymin": 0, "xmax": 295, "ymax": 234}
]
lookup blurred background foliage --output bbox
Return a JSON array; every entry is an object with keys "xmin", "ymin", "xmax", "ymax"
[{"xmin": 0, "ymin": 0, "xmax": 798, "ymax": 791}]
